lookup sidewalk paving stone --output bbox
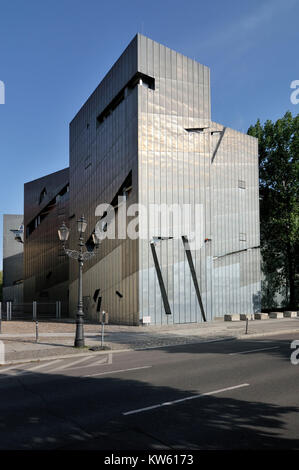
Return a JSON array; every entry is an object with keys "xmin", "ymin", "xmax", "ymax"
[{"xmin": 0, "ymin": 317, "xmax": 299, "ymax": 364}]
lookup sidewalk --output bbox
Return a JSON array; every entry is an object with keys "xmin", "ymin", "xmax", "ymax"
[{"xmin": 0, "ymin": 317, "xmax": 299, "ymax": 364}]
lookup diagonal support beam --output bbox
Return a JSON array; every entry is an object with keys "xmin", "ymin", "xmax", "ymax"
[
  {"xmin": 182, "ymin": 236, "xmax": 207, "ymax": 322},
  {"xmin": 150, "ymin": 242, "xmax": 172, "ymax": 315}
]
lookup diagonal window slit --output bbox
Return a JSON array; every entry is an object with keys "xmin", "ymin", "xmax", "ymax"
[
  {"xmin": 150, "ymin": 241, "xmax": 172, "ymax": 316},
  {"xmin": 181, "ymin": 235, "xmax": 207, "ymax": 322}
]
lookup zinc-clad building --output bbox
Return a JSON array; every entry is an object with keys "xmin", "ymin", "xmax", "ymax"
[
  {"xmin": 2, "ymin": 214, "xmax": 24, "ymax": 303},
  {"xmin": 68, "ymin": 34, "xmax": 261, "ymax": 325},
  {"xmin": 23, "ymin": 168, "xmax": 70, "ymax": 314}
]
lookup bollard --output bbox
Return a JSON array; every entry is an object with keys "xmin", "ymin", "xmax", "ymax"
[
  {"xmin": 245, "ymin": 317, "xmax": 249, "ymax": 335},
  {"xmin": 33, "ymin": 301, "xmax": 37, "ymax": 321},
  {"xmin": 6, "ymin": 302, "xmax": 12, "ymax": 321},
  {"xmin": 35, "ymin": 321, "xmax": 39, "ymax": 343},
  {"xmin": 101, "ymin": 310, "xmax": 106, "ymax": 348},
  {"xmin": 56, "ymin": 301, "xmax": 62, "ymax": 319},
  {"xmin": 101, "ymin": 322, "xmax": 105, "ymax": 348}
]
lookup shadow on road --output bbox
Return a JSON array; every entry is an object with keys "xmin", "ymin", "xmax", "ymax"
[
  {"xmin": 0, "ymin": 365, "xmax": 298, "ymax": 450},
  {"xmin": 141, "ymin": 337, "xmax": 299, "ymax": 363}
]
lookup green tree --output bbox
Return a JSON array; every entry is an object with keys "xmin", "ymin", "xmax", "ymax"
[{"xmin": 248, "ymin": 111, "xmax": 299, "ymax": 309}]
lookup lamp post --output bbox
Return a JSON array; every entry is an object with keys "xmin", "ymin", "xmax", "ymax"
[{"xmin": 58, "ymin": 216, "xmax": 100, "ymax": 348}]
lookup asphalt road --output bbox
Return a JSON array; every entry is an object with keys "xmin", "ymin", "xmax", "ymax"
[{"xmin": 0, "ymin": 333, "xmax": 298, "ymax": 450}]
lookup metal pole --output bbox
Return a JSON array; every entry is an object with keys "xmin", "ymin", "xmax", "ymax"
[
  {"xmin": 35, "ymin": 321, "xmax": 39, "ymax": 343},
  {"xmin": 33, "ymin": 301, "xmax": 37, "ymax": 321},
  {"xmin": 0, "ymin": 303, "xmax": 2, "ymax": 333},
  {"xmin": 6, "ymin": 302, "xmax": 9, "ymax": 321},
  {"xmin": 101, "ymin": 322, "xmax": 105, "ymax": 348},
  {"xmin": 74, "ymin": 238, "xmax": 85, "ymax": 348},
  {"xmin": 245, "ymin": 317, "xmax": 249, "ymax": 335},
  {"xmin": 56, "ymin": 301, "xmax": 61, "ymax": 319}
]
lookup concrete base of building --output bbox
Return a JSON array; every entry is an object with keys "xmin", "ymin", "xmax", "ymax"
[
  {"xmin": 283, "ymin": 311, "xmax": 298, "ymax": 318},
  {"xmin": 254, "ymin": 313, "xmax": 269, "ymax": 320},
  {"xmin": 240, "ymin": 314, "xmax": 254, "ymax": 321},
  {"xmin": 224, "ymin": 314, "xmax": 240, "ymax": 322},
  {"xmin": 269, "ymin": 312, "xmax": 284, "ymax": 319}
]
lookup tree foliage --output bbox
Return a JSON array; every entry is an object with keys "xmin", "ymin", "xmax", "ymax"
[{"xmin": 248, "ymin": 111, "xmax": 299, "ymax": 309}]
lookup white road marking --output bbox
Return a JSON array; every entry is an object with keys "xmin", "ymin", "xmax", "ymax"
[
  {"xmin": 0, "ymin": 359, "xmax": 63, "ymax": 379},
  {"xmin": 51, "ymin": 355, "xmax": 92, "ymax": 372},
  {"xmin": 86, "ymin": 365, "xmax": 152, "ymax": 377},
  {"xmin": 229, "ymin": 346, "xmax": 279, "ymax": 355},
  {"xmin": 89, "ymin": 353, "xmax": 112, "ymax": 366},
  {"xmin": 0, "ymin": 353, "xmax": 113, "ymax": 379},
  {"xmin": 0, "ymin": 364, "xmax": 26, "ymax": 374},
  {"xmin": 61, "ymin": 353, "xmax": 113, "ymax": 371},
  {"xmin": 24, "ymin": 359, "xmax": 63, "ymax": 372},
  {"xmin": 123, "ymin": 383, "xmax": 250, "ymax": 416}
]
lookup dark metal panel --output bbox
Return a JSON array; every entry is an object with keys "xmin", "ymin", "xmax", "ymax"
[
  {"xmin": 182, "ymin": 236, "xmax": 206, "ymax": 322},
  {"xmin": 150, "ymin": 242, "xmax": 172, "ymax": 315},
  {"xmin": 23, "ymin": 168, "xmax": 70, "ymax": 312}
]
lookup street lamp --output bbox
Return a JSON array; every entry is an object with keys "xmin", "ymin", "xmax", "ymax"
[
  {"xmin": 58, "ymin": 216, "xmax": 100, "ymax": 348},
  {"xmin": 58, "ymin": 221, "xmax": 70, "ymax": 243}
]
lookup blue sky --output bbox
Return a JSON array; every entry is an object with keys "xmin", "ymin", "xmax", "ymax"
[{"xmin": 0, "ymin": 0, "xmax": 298, "ymax": 267}]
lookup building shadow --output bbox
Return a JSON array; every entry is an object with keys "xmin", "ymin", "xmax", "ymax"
[
  {"xmin": 140, "ymin": 336, "xmax": 298, "ymax": 363},
  {"xmin": 0, "ymin": 367, "xmax": 298, "ymax": 450}
]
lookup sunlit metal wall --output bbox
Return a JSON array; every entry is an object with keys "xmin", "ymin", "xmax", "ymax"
[
  {"xmin": 69, "ymin": 34, "xmax": 260, "ymax": 325},
  {"xmin": 138, "ymin": 35, "xmax": 260, "ymax": 324},
  {"xmin": 210, "ymin": 122, "xmax": 261, "ymax": 318}
]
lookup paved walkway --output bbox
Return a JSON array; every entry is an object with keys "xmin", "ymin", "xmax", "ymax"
[{"xmin": 0, "ymin": 317, "xmax": 299, "ymax": 364}]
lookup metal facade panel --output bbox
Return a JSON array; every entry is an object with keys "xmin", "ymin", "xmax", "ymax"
[
  {"xmin": 69, "ymin": 37, "xmax": 139, "ymax": 324},
  {"xmin": 137, "ymin": 36, "xmax": 260, "ymax": 324},
  {"xmin": 210, "ymin": 122, "xmax": 261, "ymax": 316},
  {"xmin": 23, "ymin": 168, "xmax": 69, "ymax": 312},
  {"xmin": 138, "ymin": 36, "xmax": 212, "ymax": 324},
  {"xmin": 68, "ymin": 33, "xmax": 260, "ymax": 325},
  {"xmin": 3, "ymin": 214, "xmax": 24, "ymax": 302}
]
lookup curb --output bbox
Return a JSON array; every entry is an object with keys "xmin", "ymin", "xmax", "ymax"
[
  {"xmin": 1, "ymin": 327, "xmax": 299, "ymax": 367},
  {"xmin": 0, "ymin": 337, "xmax": 237, "ymax": 366},
  {"xmin": 0, "ymin": 348, "xmax": 132, "ymax": 367},
  {"xmin": 237, "ymin": 328, "xmax": 299, "ymax": 340}
]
